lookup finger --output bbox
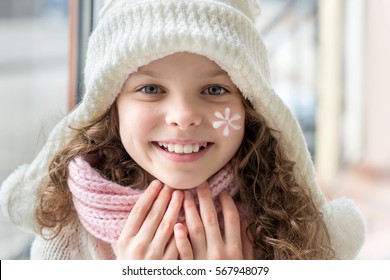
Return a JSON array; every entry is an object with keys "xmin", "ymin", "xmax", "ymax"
[
  {"xmin": 183, "ymin": 190, "xmax": 206, "ymax": 257},
  {"xmin": 121, "ymin": 180, "xmax": 163, "ymax": 239},
  {"xmin": 241, "ymin": 219, "xmax": 254, "ymax": 260},
  {"xmin": 152, "ymin": 190, "xmax": 184, "ymax": 246},
  {"xmin": 197, "ymin": 182, "xmax": 223, "ymax": 246},
  {"xmin": 138, "ymin": 185, "xmax": 174, "ymax": 238},
  {"xmin": 163, "ymin": 236, "xmax": 179, "ymax": 260},
  {"xmin": 219, "ymin": 191, "xmax": 241, "ymax": 246},
  {"xmin": 174, "ymin": 223, "xmax": 194, "ymax": 260}
]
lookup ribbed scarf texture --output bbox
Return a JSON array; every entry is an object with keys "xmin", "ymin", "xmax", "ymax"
[{"xmin": 68, "ymin": 156, "xmax": 240, "ymax": 243}]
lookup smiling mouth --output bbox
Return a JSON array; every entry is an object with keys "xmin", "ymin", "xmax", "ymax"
[{"xmin": 156, "ymin": 142, "xmax": 210, "ymax": 154}]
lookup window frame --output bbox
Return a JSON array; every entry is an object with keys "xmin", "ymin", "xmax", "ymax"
[{"xmin": 69, "ymin": 0, "xmax": 104, "ymax": 109}]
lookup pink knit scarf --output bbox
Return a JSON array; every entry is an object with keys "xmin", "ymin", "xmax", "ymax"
[{"xmin": 68, "ymin": 156, "xmax": 240, "ymax": 243}]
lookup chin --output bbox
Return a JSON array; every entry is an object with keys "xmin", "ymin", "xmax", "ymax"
[{"xmin": 157, "ymin": 175, "xmax": 207, "ymax": 190}]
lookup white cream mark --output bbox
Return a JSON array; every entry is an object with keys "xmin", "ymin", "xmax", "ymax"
[{"xmin": 212, "ymin": 108, "xmax": 242, "ymax": 137}]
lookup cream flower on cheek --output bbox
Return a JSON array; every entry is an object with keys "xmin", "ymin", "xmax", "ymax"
[{"xmin": 212, "ymin": 108, "xmax": 242, "ymax": 137}]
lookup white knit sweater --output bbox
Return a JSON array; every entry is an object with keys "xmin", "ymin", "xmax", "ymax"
[{"xmin": 31, "ymin": 219, "xmax": 115, "ymax": 260}]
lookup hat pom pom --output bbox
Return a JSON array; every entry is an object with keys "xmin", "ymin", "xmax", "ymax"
[
  {"xmin": 0, "ymin": 164, "xmax": 38, "ymax": 233},
  {"xmin": 322, "ymin": 198, "xmax": 365, "ymax": 259}
]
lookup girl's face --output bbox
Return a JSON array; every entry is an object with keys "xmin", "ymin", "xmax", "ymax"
[{"xmin": 117, "ymin": 52, "xmax": 245, "ymax": 189}]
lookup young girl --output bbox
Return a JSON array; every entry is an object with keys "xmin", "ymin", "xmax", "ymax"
[{"xmin": 0, "ymin": 0, "xmax": 364, "ymax": 260}]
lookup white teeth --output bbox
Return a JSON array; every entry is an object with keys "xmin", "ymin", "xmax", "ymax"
[
  {"xmin": 158, "ymin": 142, "xmax": 207, "ymax": 154},
  {"xmin": 168, "ymin": 143, "xmax": 175, "ymax": 152},
  {"xmin": 175, "ymin": 144, "xmax": 184, "ymax": 153},
  {"xmin": 193, "ymin": 143, "xmax": 200, "ymax": 153},
  {"xmin": 183, "ymin": 144, "xmax": 193, "ymax": 154}
]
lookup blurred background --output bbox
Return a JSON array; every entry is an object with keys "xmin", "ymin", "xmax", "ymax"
[{"xmin": 1, "ymin": 0, "xmax": 389, "ymax": 259}]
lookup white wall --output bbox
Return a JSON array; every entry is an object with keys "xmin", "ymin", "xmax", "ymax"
[{"xmin": 364, "ymin": 0, "xmax": 390, "ymax": 171}]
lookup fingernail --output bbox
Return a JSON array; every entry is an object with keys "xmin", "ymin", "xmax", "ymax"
[
  {"xmin": 220, "ymin": 190, "xmax": 229, "ymax": 197},
  {"xmin": 150, "ymin": 180, "xmax": 162, "ymax": 188},
  {"xmin": 184, "ymin": 190, "xmax": 193, "ymax": 199},
  {"xmin": 172, "ymin": 190, "xmax": 183, "ymax": 200}
]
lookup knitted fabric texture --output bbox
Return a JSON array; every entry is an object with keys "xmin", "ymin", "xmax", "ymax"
[
  {"xmin": 30, "ymin": 219, "xmax": 116, "ymax": 259},
  {"xmin": 68, "ymin": 156, "xmax": 239, "ymax": 243}
]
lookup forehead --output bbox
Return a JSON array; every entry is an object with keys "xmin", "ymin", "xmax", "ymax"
[{"xmin": 136, "ymin": 52, "xmax": 229, "ymax": 77}]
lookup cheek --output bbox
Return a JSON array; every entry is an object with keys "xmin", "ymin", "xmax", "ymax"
[
  {"xmin": 117, "ymin": 103, "xmax": 151, "ymax": 146},
  {"xmin": 211, "ymin": 106, "xmax": 245, "ymax": 138}
]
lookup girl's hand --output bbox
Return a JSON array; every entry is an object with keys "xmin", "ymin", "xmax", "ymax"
[
  {"xmin": 117, "ymin": 180, "xmax": 183, "ymax": 259},
  {"xmin": 174, "ymin": 182, "xmax": 253, "ymax": 259}
]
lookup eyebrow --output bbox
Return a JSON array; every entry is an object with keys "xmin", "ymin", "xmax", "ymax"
[
  {"xmin": 131, "ymin": 70, "xmax": 160, "ymax": 78},
  {"xmin": 200, "ymin": 69, "xmax": 230, "ymax": 79}
]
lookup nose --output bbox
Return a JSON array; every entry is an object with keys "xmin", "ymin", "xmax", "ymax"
[{"xmin": 165, "ymin": 96, "xmax": 202, "ymax": 129}]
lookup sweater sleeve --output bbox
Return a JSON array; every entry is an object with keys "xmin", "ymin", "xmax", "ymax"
[{"xmin": 30, "ymin": 219, "xmax": 115, "ymax": 260}]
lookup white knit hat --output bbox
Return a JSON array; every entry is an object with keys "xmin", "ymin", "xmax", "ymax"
[{"xmin": 0, "ymin": 0, "xmax": 364, "ymax": 259}]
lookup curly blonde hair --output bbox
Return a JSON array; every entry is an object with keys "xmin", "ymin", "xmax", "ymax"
[{"xmin": 36, "ymin": 98, "xmax": 333, "ymax": 259}]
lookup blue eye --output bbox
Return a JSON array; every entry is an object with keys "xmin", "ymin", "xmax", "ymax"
[
  {"xmin": 139, "ymin": 85, "xmax": 162, "ymax": 94},
  {"xmin": 204, "ymin": 85, "xmax": 227, "ymax": 95}
]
